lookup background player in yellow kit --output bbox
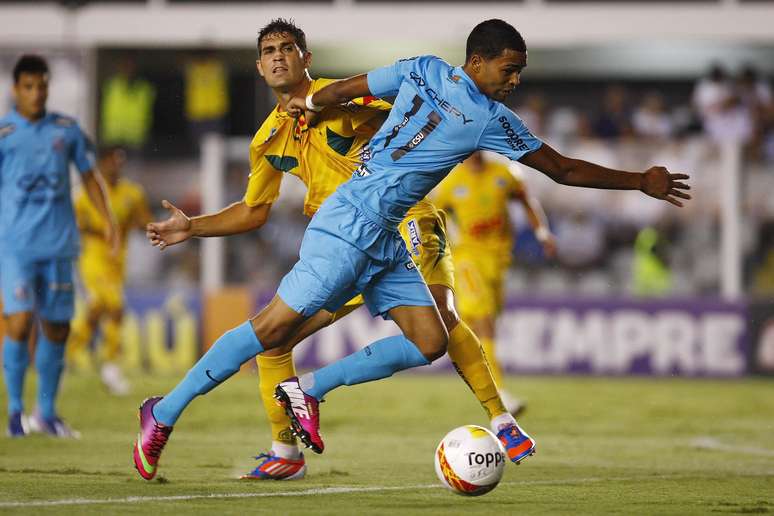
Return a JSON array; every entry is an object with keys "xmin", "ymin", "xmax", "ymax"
[
  {"xmin": 435, "ymin": 150, "xmax": 556, "ymax": 415},
  {"xmin": 68, "ymin": 146, "xmax": 152, "ymax": 395},
  {"xmin": 146, "ymin": 18, "xmax": 525, "ymax": 480}
]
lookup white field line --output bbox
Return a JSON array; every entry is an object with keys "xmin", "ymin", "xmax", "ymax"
[
  {"xmin": 0, "ymin": 474, "xmax": 756, "ymax": 509},
  {"xmin": 691, "ymin": 436, "xmax": 774, "ymax": 457}
]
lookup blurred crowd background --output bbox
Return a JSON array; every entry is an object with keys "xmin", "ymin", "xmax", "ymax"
[{"xmin": 1, "ymin": 1, "xmax": 773, "ymax": 301}]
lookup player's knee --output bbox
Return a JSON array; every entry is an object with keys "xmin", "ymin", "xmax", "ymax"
[
  {"xmin": 5, "ymin": 313, "xmax": 34, "ymax": 341},
  {"xmin": 42, "ymin": 322, "xmax": 70, "ymax": 343},
  {"xmin": 417, "ymin": 328, "xmax": 448, "ymax": 362},
  {"xmin": 436, "ymin": 303, "xmax": 460, "ymax": 333},
  {"xmin": 251, "ymin": 317, "xmax": 292, "ymax": 351}
]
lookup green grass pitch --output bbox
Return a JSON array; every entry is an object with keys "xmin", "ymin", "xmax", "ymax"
[{"xmin": 1, "ymin": 372, "xmax": 773, "ymax": 514}]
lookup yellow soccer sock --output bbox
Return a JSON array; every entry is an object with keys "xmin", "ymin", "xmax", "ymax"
[
  {"xmin": 257, "ymin": 352, "xmax": 297, "ymax": 445},
  {"xmin": 67, "ymin": 311, "xmax": 94, "ymax": 371},
  {"xmin": 447, "ymin": 321, "xmax": 508, "ymax": 419},
  {"xmin": 480, "ymin": 336, "xmax": 504, "ymax": 389},
  {"xmin": 100, "ymin": 317, "xmax": 122, "ymax": 363}
]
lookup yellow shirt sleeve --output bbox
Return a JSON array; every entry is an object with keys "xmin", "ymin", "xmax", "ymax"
[{"xmin": 244, "ymin": 123, "xmax": 283, "ymax": 208}]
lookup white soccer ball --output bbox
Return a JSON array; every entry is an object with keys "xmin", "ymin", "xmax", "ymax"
[{"xmin": 434, "ymin": 425, "xmax": 506, "ymax": 496}]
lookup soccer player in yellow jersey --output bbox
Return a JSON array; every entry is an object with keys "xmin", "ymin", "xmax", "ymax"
[
  {"xmin": 435, "ymin": 151, "xmax": 556, "ymax": 415},
  {"xmin": 146, "ymin": 18, "xmax": 525, "ymax": 480},
  {"xmin": 68, "ymin": 146, "xmax": 152, "ymax": 395}
]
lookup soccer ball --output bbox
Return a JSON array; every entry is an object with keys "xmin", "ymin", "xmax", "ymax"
[{"xmin": 434, "ymin": 425, "xmax": 506, "ymax": 496}]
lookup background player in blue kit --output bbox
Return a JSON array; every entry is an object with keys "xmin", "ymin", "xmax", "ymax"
[
  {"xmin": 1, "ymin": 55, "xmax": 117, "ymax": 438},
  {"xmin": 133, "ymin": 19, "xmax": 690, "ymax": 479}
]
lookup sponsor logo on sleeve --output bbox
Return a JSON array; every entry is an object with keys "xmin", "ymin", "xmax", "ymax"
[{"xmin": 499, "ymin": 116, "xmax": 531, "ymax": 152}]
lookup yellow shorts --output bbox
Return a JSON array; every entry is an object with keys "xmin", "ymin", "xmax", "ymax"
[
  {"xmin": 453, "ymin": 248, "xmax": 509, "ymax": 321},
  {"xmin": 332, "ymin": 199, "xmax": 454, "ymax": 319},
  {"xmin": 78, "ymin": 257, "xmax": 125, "ymax": 312}
]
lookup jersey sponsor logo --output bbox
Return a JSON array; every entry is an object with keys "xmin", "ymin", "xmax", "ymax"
[
  {"xmin": 407, "ymin": 218, "xmax": 422, "ymax": 256},
  {"xmin": 408, "ymin": 72, "xmax": 473, "ymax": 125},
  {"xmin": 17, "ymin": 174, "xmax": 64, "ymax": 200},
  {"xmin": 353, "ymin": 164, "xmax": 371, "ymax": 178},
  {"xmin": 498, "ymin": 116, "xmax": 532, "ymax": 152},
  {"xmin": 0, "ymin": 124, "xmax": 15, "ymax": 139}
]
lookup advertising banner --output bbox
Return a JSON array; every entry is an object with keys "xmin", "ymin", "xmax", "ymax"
[{"xmin": 274, "ymin": 296, "xmax": 749, "ymax": 377}]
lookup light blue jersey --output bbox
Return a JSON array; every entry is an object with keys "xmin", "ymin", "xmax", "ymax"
[
  {"xmin": 337, "ymin": 55, "xmax": 542, "ymax": 230},
  {"xmin": 0, "ymin": 109, "xmax": 95, "ymax": 260}
]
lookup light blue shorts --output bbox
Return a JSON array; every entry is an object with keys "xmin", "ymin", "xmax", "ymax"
[
  {"xmin": 277, "ymin": 192, "xmax": 434, "ymax": 319},
  {"xmin": 0, "ymin": 255, "xmax": 74, "ymax": 322}
]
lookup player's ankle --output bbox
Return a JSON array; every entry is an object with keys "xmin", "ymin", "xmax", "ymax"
[
  {"xmin": 272, "ymin": 440, "xmax": 301, "ymax": 459},
  {"xmin": 490, "ymin": 412, "xmax": 517, "ymax": 433}
]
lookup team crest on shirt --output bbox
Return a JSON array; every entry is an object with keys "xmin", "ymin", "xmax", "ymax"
[
  {"xmin": 52, "ymin": 135, "xmax": 66, "ymax": 153},
  {"xmin": 496, "ymin": 177, "xmax": 507, "ymax": 188},
  {"xmin": 453, "ymin": 186, "xmax": 468, "ymax": 198},
  {"xmin": 263, "ymin": 127, "xmax": 278, "ymax": 144}
]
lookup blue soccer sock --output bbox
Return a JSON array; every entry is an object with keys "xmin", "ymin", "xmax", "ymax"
[
  {"xmin": 2, "ymin": 337, "xmax": 29, "ymax": 414},
  {"xmin": 301, "ymin": 335, "xmax": 430, "ymax": 401},
  {"xmin": 35, "ymin": 334, "xmax": 65, "ymax": 421},
  {"xmin": 153, "ymin": 321, "xmax": 263, "ymax": 426}
]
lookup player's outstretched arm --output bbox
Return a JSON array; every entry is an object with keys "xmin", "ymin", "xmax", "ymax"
[
  {"xmin": 519, "ymin": 143, "xmax": 691, "ymax": 207},
  {"xmin": 512, "ymin": 187, "xmax": 556, "ymax": 258},
  {"xmin": 286, "ymin": 74, "xmax": 371, "ymax": 118},
  {"xmin": 146, "ymin": 200, "xmax": 270, "ymax": 250},
  {"xmin": 82, "ymin": 170, "xmax": 120, "ymax": 252}
]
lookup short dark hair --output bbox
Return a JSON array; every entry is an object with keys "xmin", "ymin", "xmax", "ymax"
[
  {"xmin": 257, "ymin": 18, "xmax": 308, "ymax": 54},
  {"xmin": 13, "ymin": 54, "xmax": 49, "ymax": 83},
  {"xmin": 465, "ymin": 19, "xmax": 526, "ymax": 63}
]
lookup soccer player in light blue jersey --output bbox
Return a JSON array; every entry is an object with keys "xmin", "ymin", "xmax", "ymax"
[
  {"xmin": 1, "ymin": 55, "xmax": 117, "ymax": 438},
  {"xmin": 133, "ymin": 20, "xmax": 690, "ymax": 479}
]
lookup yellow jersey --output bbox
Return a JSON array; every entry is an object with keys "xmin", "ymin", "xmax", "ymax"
[
  {"xmin": 243, "ymin": 77, "xmax": 437, "ymax": 219},
  {"xmin": 75, "ymin": 178, "xmax": 149, "ymax": 269},
  {"xmin": 434, "ymin": 158, "xmax": 524, "ymax": 256}
]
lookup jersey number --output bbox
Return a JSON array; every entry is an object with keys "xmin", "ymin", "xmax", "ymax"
[{"xmin": 383, "ymin": 95, "xmax": 441, "ymax": 161}]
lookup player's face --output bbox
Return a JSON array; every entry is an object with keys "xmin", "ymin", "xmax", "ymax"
[
  {"xmin": 256, "ymin": 33, "xmax": 311, "ymax": 90},
  {"xmin": 475, "ymin": 49, "xmax": 527, "ymax": 102},
  {"xmin": 13, "ymin": 72, "xmax": 48, "ymax": 119}
]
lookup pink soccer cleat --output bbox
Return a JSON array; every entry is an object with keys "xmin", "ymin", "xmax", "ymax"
[
  {"xmin": 274, "ymin": 377, "xmax": 324, "ymax": 454},
  {"xmin": 133, "ymin": 397, "xmax": 173, "ymax": 480}
]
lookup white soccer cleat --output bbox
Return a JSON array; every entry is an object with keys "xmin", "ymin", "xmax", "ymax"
[{"xmin": 101, "ymin": 362, "xmax": 131, "ymax": 396}]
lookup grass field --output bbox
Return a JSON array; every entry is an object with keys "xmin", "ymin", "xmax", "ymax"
[{"xmin": 1, "ymin": 372, "xmax": 773, "ymax": 514}]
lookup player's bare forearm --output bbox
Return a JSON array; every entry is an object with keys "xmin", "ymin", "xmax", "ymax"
[
  {"xmin": 311, "ymin": 74, "xmax": 370, "ymax": 107},
  {"xmin": 519, "ymin": 143, "xmax": 691, "ymax": 207},
  {"xmin": 287, "ymin": 75, "xmax": 371, "ymax": 116},
  {"xmin": 82, "ymin": 171, "xmax": 118, "ymax": 235},
  {"xmin": 190, "ymin": 201, "xmax": 270, "ymax": 237}
]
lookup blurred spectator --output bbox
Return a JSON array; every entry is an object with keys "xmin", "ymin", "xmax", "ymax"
[
  {"xmin": 736, "ymin": 65, "xmax": 773, "ymax": 161},
  {"xmin": 554, "ymin": 210, "xmax": 607, "ymax": 272},
  {"xmin": 632, "ymin": 226, "xmax": 672, "ymax": 297},
  {"xmin": 693, "ymin": 63, "xmax": 752, "ymax": 144},
  {"xmin": 185, "ymin": 49, "xmax": 230, "ymax": 142},
  {"xmin": 517, "ymin": 93, "xmax": 548, "ymax": 137},
  {"xmin": 632, "ymin": 92, "xmax": 673, "ymax": 140},
  {"xmin": 100, "ymin": 57, "xmax": 156, "ymax": 150},
  {"xmin": 591, "ymin": 85, "xmax": 632, "ymax": 140}
]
